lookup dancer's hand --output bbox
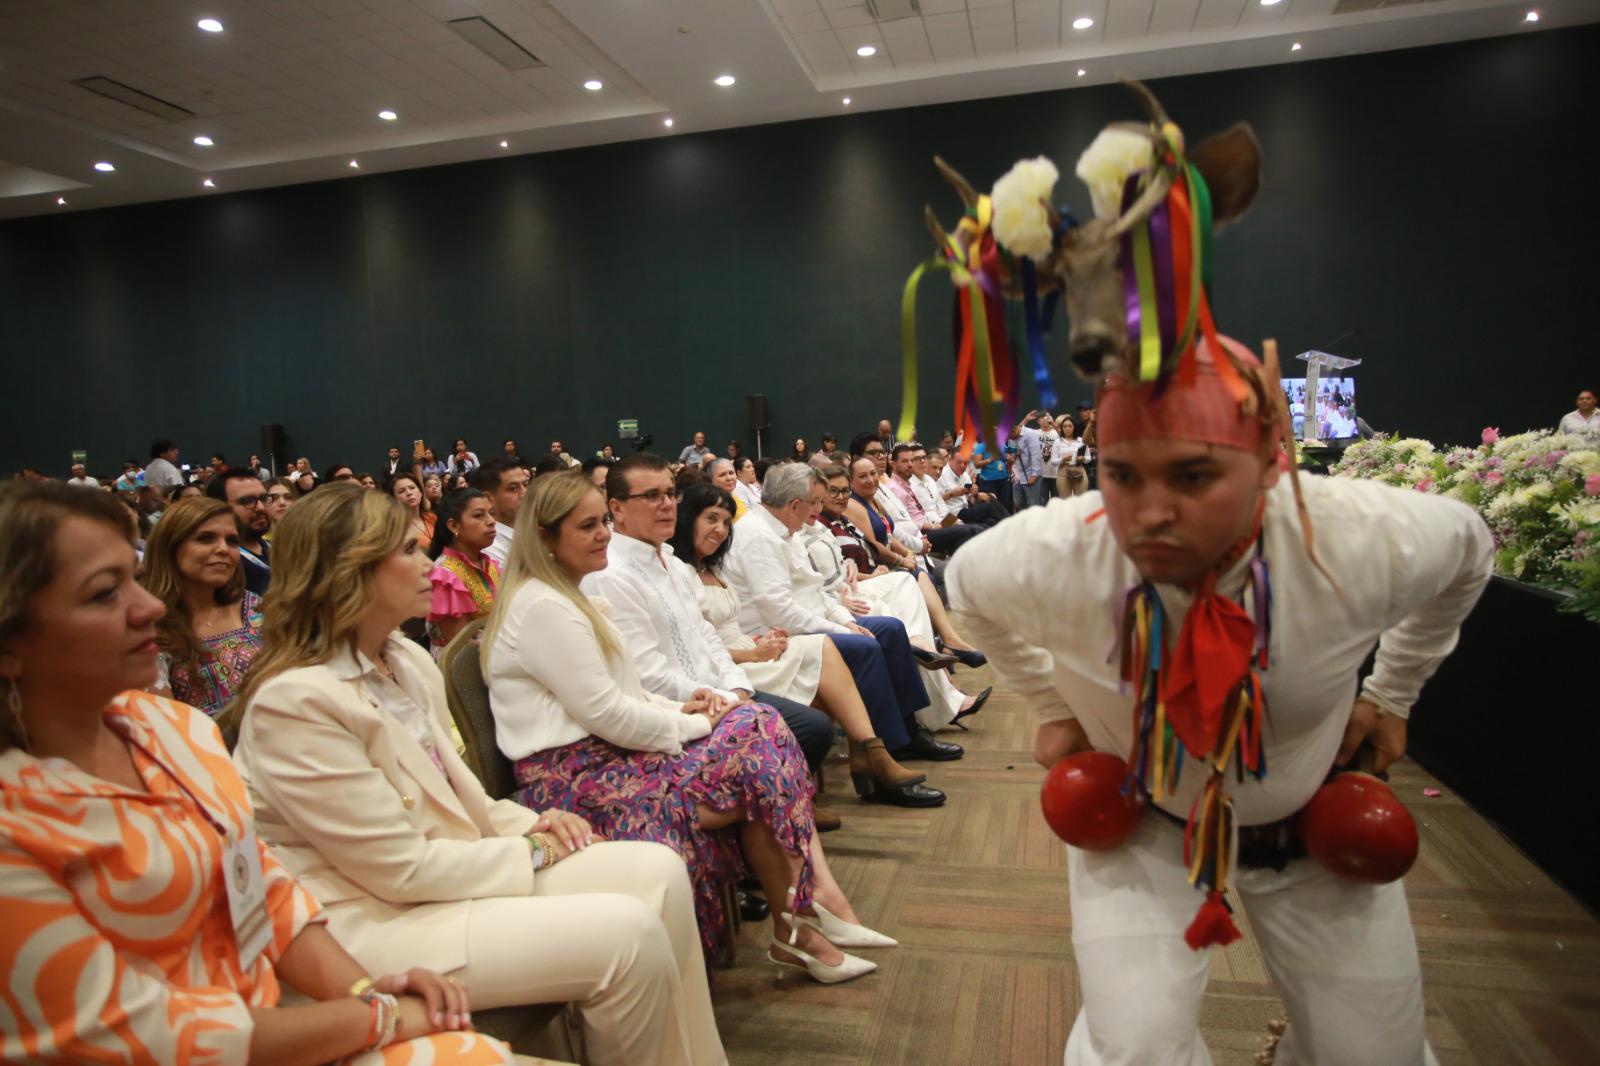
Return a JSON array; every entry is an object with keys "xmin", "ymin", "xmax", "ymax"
[
  {"xmin": 1335, "ymin": 699, "xmax": 1407, "ymax": 773},
  {"xmin": 1033, "ymin": 718, "xmax": 1091, "ymax": 769}
]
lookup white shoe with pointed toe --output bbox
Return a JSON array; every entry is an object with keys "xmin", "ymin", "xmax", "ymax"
[
  {"xmin": 797, "ymin": 900, "xmax": 898, "ymax": 948},
  {"xmin": 766, "ymin": 939, "xmax": 878, "ymax": 984}
]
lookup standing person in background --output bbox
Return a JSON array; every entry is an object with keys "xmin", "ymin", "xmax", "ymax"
[
  {"xmin": 1558, "ymin": 388, "xmax": 1600, "ymax": 440},
  {"xmin": 383, "ymin": 446, "xmax": 405, "ymax": 478},
  {"xmin": 66, "ymin": 463, "xmax": 97, "ymax": 488},
  {"xmin": 1036, "ymin": 415, "xmax": 1062, "ymax": 503},
  {"xmin": 207, "ymin": 469, "xmax": 273, "ymax": 596},
  {"xmin": 143, "ymin": 439, "xmax": 183, "ymax": 491},
  {"xmin": 679, "ymin": 430, "xmax": 710, "ymax": 467},
  {"xmin": 1010, "ymin": 412, "xmax": 1045, "ymax": 510},
  {"xmin": 446, "ymin": 438, "xmax": 479, "ymax": 477},
  {"xmin": 426, "ymin": 488, "xmax": 502, "ymax": 654},
  {"xmin": 141, "ymin": 496, "xmax": 263, "ymax": 722},
  {"xmin": 470, "ymin": 457, "xmax": 531, "ymax": 568},
  {"xmin": 1055, "ymin": 416, "xmax": 1091, "ymax": 498},
  {"xmin": 876, "ymin": 419, "xmax": 895, "ymax": 452},
  {"xmin": 973, "ymin": 443, "xmax": 1011, "ymax": 515}
]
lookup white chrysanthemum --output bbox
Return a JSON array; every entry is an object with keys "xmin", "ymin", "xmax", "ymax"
[
  {"xmin": 1486, "ymin": 494, "xmax": 1517, "ymax": 519},
  {"xmin": 1075, "ymin": 128, "xmax": 1155, "ymax": 220},
  {"xmin": 990, "ymin": 156, "xmax": 1059, "ymax": 261},
  {"xmin": 1553, "ymin": 500, "xmax": 1600, "ymax": 529}
]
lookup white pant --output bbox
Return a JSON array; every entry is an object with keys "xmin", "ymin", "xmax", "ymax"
[
  {"xmin": 346, "ymin": 841, "xmax": 726, "ymax": 1066},
  {"xmin": 1064, "ymin": 815, "xmax": 1437, "ymax": 1066}
]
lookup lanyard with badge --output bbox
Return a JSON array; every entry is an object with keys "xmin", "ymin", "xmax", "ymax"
[{"xmin": 128, "ymin": 733, "xmax": 273, "ymax": 970}]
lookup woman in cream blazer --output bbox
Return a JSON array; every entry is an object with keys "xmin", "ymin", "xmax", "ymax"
[{"xmin": 230, "ymin": 483, "xmax": 727, "ymax": 1066}]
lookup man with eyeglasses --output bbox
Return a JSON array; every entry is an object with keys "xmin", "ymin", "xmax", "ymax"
[
  {"xmin": 471, "ymin": 456, "xmax": 531, "ymax": 567},
  {"xmin": 583, "ymin": 454, "xmax": 839, "ymax": 794},
  {"xmin": 206, "ymin": 468, "xmax": 273, "ymax": 595}
]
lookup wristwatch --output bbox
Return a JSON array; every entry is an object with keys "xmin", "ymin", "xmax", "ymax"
[{"xmin": 525, "ymin": 835, "xmax": 547, "ymax": 871}]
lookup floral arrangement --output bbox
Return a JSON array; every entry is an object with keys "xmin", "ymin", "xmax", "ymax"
[{"xmin": 1331, "ymin": 429, "xmax": 1600, "ymax": 621}]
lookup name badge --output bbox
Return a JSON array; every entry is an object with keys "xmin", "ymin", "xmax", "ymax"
[{"xmin": 223, "ymin": 827, "xmax": 272, "ymax": 971}]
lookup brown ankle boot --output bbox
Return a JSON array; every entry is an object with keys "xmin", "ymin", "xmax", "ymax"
[{"xmin": 849, "ymin": 738, "xmax": 926, "ymax": 797}]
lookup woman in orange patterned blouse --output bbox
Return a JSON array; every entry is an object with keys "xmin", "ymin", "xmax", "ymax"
[{"xmin": 0, "ymin": 481, "xmax": 513, "ymax": 1065}]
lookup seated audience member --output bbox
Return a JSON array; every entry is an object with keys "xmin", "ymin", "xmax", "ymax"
[
  {"xmin": 885, "ymin": 445, "xmax": 984, "ymax": 555},
  {"xmin": 676, "ymin": 464, "xmax": 708, "ymax": 494},
  {"xmin": 972, "ymin": 442, "xmax": 1012, "ymax": 513},
  {"xmin": 246, "ymin": 454, "xmax": 270, "ymax": 482},
  {"xmin": 725, "ymin": 441, "xmax": 742, "ymax": 463},
  {"xmin": 446, "ymin": 438, "xmax": 480, "ymax": 477},
  {"xmin": 357, "ymin": 472, "xmax": 378, "ymax": 490},
  {"xmin": 1054, "ymin": 415, "xmax": 1091, "ymax": 498},
  {"xmin": 144, "ymin": 438, "xmax": 184, "ymax": 491},
  {"xmin": 0, "ymin": 481, "xmax": 511, "ymax": 1065},
  {"xmin": 672, "ymin": 482, "xmax": 941, "ymax": 808},
  {"xmin": 470, "ymin": 457, "xmax": 531, "ymax": 567},
  {"xmin": 291, "ymin": 457, "xmax": 319, "ymax": 494},
  {"xmin": 419, "ymin": 447, "xmax": 449, "ymax": 478},
  {"xmin": 937, "ymin": 449, "xmax": 1005, "ymax": 523},
  {"xmin": 678, "ymin": 431, "xmax": 709, "ymax": 467},
  {"xmin": 228, "ymin": 483, "xmax": 725, "ymax": 1066},
  {"xmin": 264, "ymin": 477, "xmax": 295, "ymax": 527},
  {"xmin": 486, "ymin": 473, "xmax": 887, "ymax": 981},
  {"xmin": 843, "ymin": 456, "xmax": 922, "ymax": 573},
  {"xmin": 850, "ymin": 433, "xmax": 927, "ymax": 553},
  {"xmin": 791, "ymin": 439, "xmax": 810, "ymax": 464},
  {"xmin": 116, "ymin": 494, "xmax": 150, "ymax": 556},
  {"xmin": 324, "ymin": 463, "xmax": 356, "ymax": 484},
  {"xmin": 206, "ymin": 468, "xmax": 273, "ymax": 595},
  {"xmin": 167, "ymin": 482, "xmax": 203, "ymax": 508},
  {"xmin": 67, "ymin": 463, "xmax": 98, "ymax": 488},
  {"xmin": 876, "ymin": 419, "xmax": 895, "ymax": 451},
  {"xmin": 913, "ymin": 444, "xmax": 1002, "ymax": 528},
  {"xmin": 1558, "ymin": 388, "xmax": 1600, "ymax": 440},
  {"xmin": 502, "ymin": 439, "xmax": 524, "ymax": 466},
  {"xmin": 732, "ymin": 457, "xmax": 763, "ymax": 511},
  {"xmin": 384, "ymin": 446, "xmax": 405, "ymax": 478},
  {"xmin": 707, "ymin": 459, "xmax": 748, "ymax": 520},
  {"xmin": 115, "ymin": 460, "xmax": 144, "ymax": 492},
  {"xmin": 423, "ymin": 472, "xmax": 445, "ymax": 506},
  {"xmin": 426, "ymin": 488, "xmax": 502, "ymax": 655},
  {"xmin": 724, "ymin": 463, "xmax": 962, "ymax": 766},
  {"xmin": 581, "ymin": 455, "xmax": 611, "ymax": 490},
  {"xmin": 808, "ymin": 433, "xmax": 841, "ymax": 471},
  {"xmin": 532, "ymin": 453, "xmax": 567, "ymax": 479},
  {"xmin": 141, "ymin": 496, "xmax": 263, "ymax": 722},
  {"xmin": 389, "ymin": 472, "xmax": 437, "ymax": 548},
  {"xmin": 803, "ymin": 471, "xmax": 991, "ymax": 731}
]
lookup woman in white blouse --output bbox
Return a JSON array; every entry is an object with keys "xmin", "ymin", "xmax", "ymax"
[
  {"xmin": 485, "ymin": 472, "xmax": 893, "ymax": 984},
  {"xmin": 230, "ymin": 483, "xmax": 726, "ymax": 1066},
  {"xmin": 730, "ymin": 456, "xmax": 763, "ymax": 511}
]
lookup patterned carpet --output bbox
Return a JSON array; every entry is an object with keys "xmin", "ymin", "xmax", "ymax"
[{"xmin": 711, "ymin": 668, "xmax": 1600, "ymax": 1065}]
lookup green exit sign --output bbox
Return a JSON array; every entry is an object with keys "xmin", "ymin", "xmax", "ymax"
[{"xmin": 617, "ymin": 419, "xmax": 639, "ymax": 434}]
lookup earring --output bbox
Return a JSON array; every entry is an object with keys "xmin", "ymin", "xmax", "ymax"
[{"xmin": 4, "ymin": 680, "xmax": 27, "ymax": 753}]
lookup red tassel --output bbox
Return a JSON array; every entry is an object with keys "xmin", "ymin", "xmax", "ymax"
[{"xmin": 1184, "ymin": 889, "xmax": 1242, "ymax": 950}]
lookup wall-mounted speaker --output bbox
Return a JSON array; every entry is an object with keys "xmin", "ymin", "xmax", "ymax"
[{"xmin": 746, "ymin": 394, "xmax": 771, "ymax": 430}]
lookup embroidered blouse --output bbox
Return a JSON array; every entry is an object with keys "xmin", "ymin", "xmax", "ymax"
[
  {"xmin": 427, "ymin": 547, "xmax": 502, "ymax": 651},
  {"xmin": 163, "ymin": 591, "xmax": 265, "ymax": 719}
]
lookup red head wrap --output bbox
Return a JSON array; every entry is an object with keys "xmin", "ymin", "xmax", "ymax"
[{"xmin": 1095, "ymin": 335, "xmax": 1266, "ymax": 454}]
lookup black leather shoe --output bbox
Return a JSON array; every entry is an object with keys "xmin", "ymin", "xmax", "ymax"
[
  {"xmin": 739, "ymin": 890, "xmax": 770, "ymax": 922},
  {"xmin": 864, "ymin": 781, "xmax": 947, "ymax": 807},
  {"xmin": 894, "ymin": 727, "xmax": 964, "ymax": 761},
  {"xmin": 951, "ymin": 686, "xmax": 993, "ymax": 729},
  {"xmin": 912, "ymin": 646, "xmax": 959, "ymax": 670},
  {"xmin": 946, "ymin": 646, "xmax": 988, "ymax": 669}
]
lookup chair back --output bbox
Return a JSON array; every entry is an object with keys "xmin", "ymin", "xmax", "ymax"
[{"xmin": 439, "ymin": 618, "xmax": 518, "ymax": 800}]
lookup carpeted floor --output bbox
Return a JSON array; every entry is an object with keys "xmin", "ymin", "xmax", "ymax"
[{"xmin": 710, "ymin": 667, "xmax": 1600, "ymax": 1065}]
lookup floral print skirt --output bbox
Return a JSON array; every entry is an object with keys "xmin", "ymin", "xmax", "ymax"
[{"xmin": 513, "ymin": 703, "xmax": 815, "ymax": 964}]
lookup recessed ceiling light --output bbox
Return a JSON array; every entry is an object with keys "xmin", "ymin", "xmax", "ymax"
[
  {"xmin": 202, "ymin": 178, "xmax": 215, "ymax": 188},
  {"xmin": 197, "ymin": 17, "xmax": 223, "ymax": 33},
  {"xmin": 193, "ymin": 135, "xmax": 214, "ymax": 146},
  {"xmin": 1077, "ymin": 68, "xmax": 1087, "ymax": 77},
  {"xmin": 499, "ymin": 139, "xmax": 509, "ymax": 148},
  {"xmin": 1071, "ymin": 16, "xmax": 1094, "ymax": 30},
  {"xmin": 713, "ymin": 74, "xmax": 736, "ymax": 87},
  {"xmin": 663, "ymin": 117, "xmax": 674, "ymax": 127},
  {"xmin": 583, "ymin": 79, "xmax": 602, "ymax": 91},
  {"xmin": 378, "ymin": 109, "xmax": 398, "ymax": 121},
  {"xmin": 349, "ymin": 160, "xmax": 360, "ymax": 168},
  {"xmin": 56, "ymin": 196, "xmax": 67, "ymax": 205},
  {"xmin": 856, "ymin": 45, "xmax": 877, "ymax": 57},
  {"xmin": 93, "ymin": 161, "xmax": 115, "ymax": 172},
  {"xmin": 1260, "ymin": 0, "xmax": 1283, "ymax": 5},
  {"xmin": 842, "ymin": 97, "xmax": 851, "ymax": 105},
  {"xmin": 1291, "ymin": 41, "xmax": 1303, "ymax": 50},
  {"xmin": 1524, "ymin": 9, "xmax": 1539, "ymax": 21}
]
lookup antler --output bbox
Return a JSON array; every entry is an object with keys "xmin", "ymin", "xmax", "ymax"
[
  {"xmin": 924, "ymin": 204, "xmax": 949, "ymax": 250},
  {"xmin": 1104, "ymin": 168, "xmax": 1172, "ymax": 241},
  {"xmin": 933, "ymin": 155, "xmax": 978, "ymax": 209},
  {"xmin": 1121, "ymin": 77, "xmax": 1171, "ymax": 128}
]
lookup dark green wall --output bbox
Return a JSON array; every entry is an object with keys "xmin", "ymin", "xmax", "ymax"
[{"xmin": 3, "ymin": 25, "xmax": 1595, "ymax": 476}]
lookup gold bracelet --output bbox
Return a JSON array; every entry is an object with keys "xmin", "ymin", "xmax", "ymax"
[
  {"xmin": 535, "ymin": 832, "xmax": 561, "ymax": 863},
  {"xmin": 350, "ymin": 975, "xmax": 375, "ymax": 998}
]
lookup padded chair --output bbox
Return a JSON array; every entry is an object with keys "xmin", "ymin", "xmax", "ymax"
[{"xmin": 437, "ymin": 619, "xmax": 585, "ymax": 1063}]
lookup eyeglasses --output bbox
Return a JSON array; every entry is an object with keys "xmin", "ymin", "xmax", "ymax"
[
  {"xmin": 863, "ymin": 447, "xmax": 885, "ymax": 456},
  {"xmin": 824, "ymin": 487, "xmax": 851, "ymax": 498},
  {"xmin": 617, "ymin": 488, "xmax": 680, "ymax": 505},
  {"xmin": 232, "ymin": 494, "xmax": 268, "ymax": 509}
]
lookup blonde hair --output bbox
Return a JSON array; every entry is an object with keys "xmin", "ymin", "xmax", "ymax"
[
  {"xmin": 141, "ymin": 496, "xmax": 245, "ymax": 670},
  {"xmin": 481, "ymin": 471, "xmax": 621, "ymax": 669},
  {"xmin": 224, "ymin": 482, "xmax": 409, "ymax": 734}
]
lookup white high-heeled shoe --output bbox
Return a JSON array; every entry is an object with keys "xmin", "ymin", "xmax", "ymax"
[
  {"xmin": 766, "ymin": 938, "xmax": 877, "ymax": 984},
  {"xmin": 796, "ymin": 900, "xmax": 898, "ymax": 948}
]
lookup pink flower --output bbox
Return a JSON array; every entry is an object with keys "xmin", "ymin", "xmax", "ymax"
[
  {"xmin": 1486, "ymin": 457, "xmax": 1501, "ymax": 469},
  {"xmin": 1543, "ymin": 451, "xmax": 1566, "ymax": 469},
  {"xmin": 1486, "ymin": 472, "xmax": 1504, "ymax": 486},
  {"xmin": 1414, "ymin": 479, "xmax": 1433, "ymax": 492},
  {"xmin": 1481, "ymin": 427, "xmax": 1500, "ymax": 445},
  {"xmin": 1587, "ymin": 474, "xmax": 1600, "ymax": 497},
  {"xmin": 1394, "ymin": 462, "xmax": 1407, "ymax": 473}
]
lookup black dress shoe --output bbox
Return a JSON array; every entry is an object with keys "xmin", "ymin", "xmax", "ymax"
[
  {"xmin": 911, "ymin": 646, "xmax": 959, "ymax": 670},
  {"xmin": 947, "ymin": 647, "xmax": 988, "ymax": 669},
  {"xmin": 739, "ymin": 890, "xmax": 770, "ymax": 922},
  {"xmin": 863, "ymin": 780, "xmax": 947, "ymax": 808},
  {"xmin": 894, "ymin": 727, "xmax": 964, "ymax": 761},
  {"xmin": 950, "ymin": 686, "xmax": 993, "ymax": 730}
]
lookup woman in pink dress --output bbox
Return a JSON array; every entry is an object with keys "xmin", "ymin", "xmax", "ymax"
[{"xmin": 426, "ymin": 487, "xmax": 502, "ymax": 655}]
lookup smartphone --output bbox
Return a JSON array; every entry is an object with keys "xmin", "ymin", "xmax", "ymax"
[{"xmin": 412, "ymin": 439, "xmax": 426, "ymax": 460}]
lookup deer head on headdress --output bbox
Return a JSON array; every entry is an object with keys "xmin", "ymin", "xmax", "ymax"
[{"xmin": 923, "ymin": 80, "xmax": 1263, "ymax": 385}]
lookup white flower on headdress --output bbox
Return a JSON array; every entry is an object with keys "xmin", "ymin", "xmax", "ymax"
[
  {"xmin": 1075, "ymin": 128, "xmax": 1155, "ymax": 220},
  {"xmin": 989, "ymin": 156, "xmax": 1058, "ymax": 261}
]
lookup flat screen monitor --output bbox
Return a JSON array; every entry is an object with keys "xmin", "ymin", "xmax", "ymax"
[{"xmin": 1281, "ymin": 377, "xmax": 1358, "ymax": 441}]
